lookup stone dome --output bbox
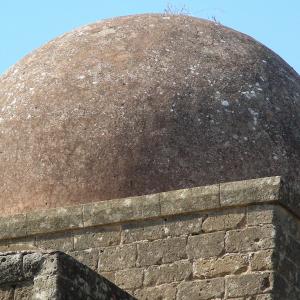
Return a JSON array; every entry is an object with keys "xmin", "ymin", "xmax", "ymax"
[{"xmin": 0, "ymin": 14, "xmax": 299, "ymax": 215}]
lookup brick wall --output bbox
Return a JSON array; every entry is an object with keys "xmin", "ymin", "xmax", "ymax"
[{"xmin": 0, "ymin": 176, "xmax": 299, "ymax": 299}]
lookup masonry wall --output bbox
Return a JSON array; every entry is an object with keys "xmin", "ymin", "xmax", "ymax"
[{"xmin": 0, "ymin": 176, "xmax": 299, "ymax": 299}]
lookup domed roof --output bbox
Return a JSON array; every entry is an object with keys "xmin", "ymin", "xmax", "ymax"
[{"xmin": 0, "ymin": 14, "xmax": 300, "ymax": 215}]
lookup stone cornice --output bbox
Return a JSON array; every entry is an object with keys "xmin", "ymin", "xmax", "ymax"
[{"xmin": 0, "ymin": 176, "xmax": 291, "ymax": 241}]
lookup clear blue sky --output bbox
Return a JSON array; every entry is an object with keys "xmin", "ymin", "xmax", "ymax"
[{"xmin": 1, "ymin": 0, "xmax": 299, "ymax": 75}]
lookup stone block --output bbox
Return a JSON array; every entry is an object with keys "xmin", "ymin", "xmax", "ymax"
[
  {"xmin": 226, "ymin": 272, "xmax": 274, "ymax": 298},
  {"xmin": 134, "ymin": 283, "xmax": 177, "ymax": 300},
  {"xmin": 122, "ymin": 219, "xmax": 165, "ymax": 244},
  {"xmin": 0, "ymin": 253, "xmax": 23, "ymax": 283},
  {"xmin": 0, "ymin": 214, "xmax": 27, "ymax": 240},
  {"xmin": 194, "ymin": 254, "xmax": 248, "ymax": 279},
  {"xmin": 225, "ymin": 226, "xmax": 275, "ymax": 253},
  {"xmin": 144, "ymin": 261, "xmax": 192, "ymax": 286},
  {"xmin": 137, "ymin": 237, "xmax": 187, "ymax": 267},
  {"xmin": 0, "ymin": 286, "xmax": 14, "ymax": 300},
  {"xmin": 115, "ymin": 268, "xmax": 143, "ymax": 290},
  {"xmin": 187, "ymin": 232, "xmax": 224, "ymax": 259},
  {"xmin": 160, "ymin": 184, "xmax": 220, "ymax": 215},
  {"xmin": 36, "ymin": 232, "xmax": 74, "ymax": 252},
  {"xmin": 26, "ymin": 206, "xmax": 83, "ymax": 235},
  {"xmin": 164, "ymin": 214, "xmax": 202, "ymax": 237},
  {"xmin": 69, "ymin": 249, "xmax": 99, "ymax": 271},
  {"xmin": 83, "ymin": 193, "xmax": 160, "ymax": 227},
  {"xmin": 177, "ymin": 278, "xmax": 224, "ymax": 300},
  {"xmin": 99, "ymin": 244, "xmax": 137, "ymax": 271},
  {"xmin": 202, "ymin": 209, "xmax": 245, "ymax": 232},
  {"xmin": 74, "ymin": 225, "xmax": 121, "ymax": 250},
  {"xmin": 0, "ymin": 238, "xmax": 36, "ymax": 252},
  {"xmin": 220, "ymin": 176, "xmax": 281, "ymax": 207},
  {"xmin": 247, "ymin": 205, "xmax": 276, "ymax": 226},
  {"xmin": 250, "ymin": 250, "xmax": 273, "ymax": 271},
  {"xmin": 14, "ymin": 282, "xmax": 33, "ymax": 300}
]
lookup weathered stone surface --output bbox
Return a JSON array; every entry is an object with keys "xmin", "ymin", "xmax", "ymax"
[
  {"xmin": 250, "ymin": 250, "xmax": 273, "ymax": 271},
  {"xmin": 0, "ymin": 214, "xmax": 27, "ymax": 240},
  {"xmin": 187, "ymin": 232, "xmax": 224, "ymax": 259},
  {"xmin": 202, "ymin": 209, "xmax": 245, "ymax": 232},
  {"xmin": 194, "ymin": 254, "xmax": 248, "ymax": 278},
  {"xmin": 177, "ymin": 278, "xmax": 224, "ymax": 300},
  {"xmin": 226, "ymin": 272, "xmax": 274, "ymax": 297},
  {"xmin": 74, "ymin": 225, "xmax": 120, "ymax": 250},
  {"xmin": 26, "ymin": 206, "xmax": 83, "ymax": 234},
  {"xmin": 0, "ymin": 251, "xmax": 135, "ymax": 300},
  {"xmin": 0, "ymin": 253, "xmax": 23, "ymax": 283},
  {"xmin": 14, "ymin": 282, "xmax": 33, "ymax": 300},
  {"xmin": 164, "ymin": 214, "xmax": 202, "ymax": 237},
  {"xmin": 0, "ymin": 238, "xmax": 36, "ymax": 252},
  {"xmin": 69, "ymin": 249, "xmax": 99, "ymax": 271},
  {"xmin": 122, "ymin": 219, "xmax": 165, "ymax": 243},
  {"xmin": 137, "ymin": 237, "xmax": 186, "ymax": 266},
  {"xmin": 247, "ymin": 205, "xmax": 276, "ymax": 226},
  {"xmin": 99, "ymin": 244, "xmax": 137, "ymax": 271},
  {"xmin": 2, "ymin": 10, "xmax": 299, "ymax": 216},
  {"xmin": 144, "ymin": 261, "xmax": 192, "ymax": 286},
  {"xmin": 115, "ymin": 268, "xmax": 143, "ymax": 290},
  {"xmin": 160, "ymin": 184, "xmax": 220, "ymax": 215},
  {"xmin": 225, "ymin": 226, "xmax": 275, "ymax": 252},
  {"xmin": 36, "ymin": 232, "xmax": 74, "ymax": 252},
  {"xmin": 220, "ymin": 177, "xmax": 281, "ymax": 207},
  {"xmin": 83, "ymin": 194, "xmax": 160, "ymax": 227},
  {"xmin": 134, "ymin": 283, "xmax": 177, "ymax": 300},
  {"xmin": 0, "ymin": 286, "xmax": 14, "ymax": 300}
]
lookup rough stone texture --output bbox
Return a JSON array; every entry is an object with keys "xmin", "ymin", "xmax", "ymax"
[
  {"xmin": 0, "ymin": 251, "xmax": 135, "ymax": 300},
  {"xmin": 0, "ymin": 14, "xmax": 299, "ymax": 215},
  {"xmin": 0, "ymin": 177, "xmax": 299, "ymax": 299}
]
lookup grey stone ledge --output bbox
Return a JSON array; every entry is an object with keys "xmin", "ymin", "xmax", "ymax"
[{"xmin": 0, "ymin": 176, "xmax": 297, "ymax": 241}]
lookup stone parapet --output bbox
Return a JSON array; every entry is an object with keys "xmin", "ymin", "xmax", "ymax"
[
  {"xmin": 0, "ymin": 176, "xmax": 284, "ymax": 240},
  {"xmin": 0, "ymin": 176, "xmax": 300, "ymax": 299}
]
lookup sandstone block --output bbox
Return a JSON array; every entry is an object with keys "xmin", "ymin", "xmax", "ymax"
[
  {"xmin": 137, "ymin": 237, "xmax": 186, "ymax": 266},
  {"xmin": 134, "ymin": 283, "xmax": 177, "ymax": 300},
  {"xmin": 99, "ymin": 244, "xmax": 136, "ymax": 271},
  {"xmin": 220, "ymin": 176, "xmax": 281, "ymax": 207},
  {"xmin": 202, "ymin": 209, "xmax": 245, "ymax": 232},
  {"xmin": 164, "ymin": 214, "xmax": 202, "ymax": 237},
  {"xmin": 122, "ymin": 219, "xmax": 165, "ymax": 244},
  {"xmin": 194, "ymin": 254, "xmax": 248, "ymax": 279},
  {"xmin": 0, "ymin": 238, "xmax": 36, "ymax": 252},
  {"xmin": 160, "ymin": 184, "xmax": 220, "ymax": 215},
  {"xmin": 187, "ymin": 232, "xmax": 224, "ymax": 259},
  {"xmin": 250, "ymin": 250, "xmax": 273, "ymax": 271},
  {"xmin": 36, "ymin": 232, "xmax": 74, "ymax": 252},
  {"xmin": 144, "ymin": 261, "xmax": 192, "ymax": 286},
  {"xmin": 14, "ymin": 282, "xmax": 33, "ymax": 300},
  {"xmin": 177, "ymin": 278, "xmax": 224, "ymax": 300},
  {"xmin": 247, "ymin": 205, "xmax": 276, "ymax": 226},
  {"xmin": 74, "ymin": 225, "xmax": 121, "ymax": 250},
  {"xmin": 226, "ymin": 272, "xmax": 274, "ymax": 297},
  {"xmin": 69, "ymin": 249, "xmax": 99, "ymax": 271},
  {"xmin": 26, "ymin": 206, "xmax": 83, "ymax": 235},
  {"xmin": 225, "ymin": 226, "xmax": 275, "ymax": 253},
  {"xmin": 0, "ymin": 253, "xmax": 23, "ymax": 283},
  {"xmin": 0, "ymin": 214, "xmax": 27, "ymax": 240},
  {"xmin": 0, "ymin": 286, "xmax": 14, "ymax": 300},
  {"xmin": 83, "ymin": 193, "xmax": 160, "ymax": 227},
  {"xmin": 115, "ymin": 268, "xmax": 143, "ymax": 290}
]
